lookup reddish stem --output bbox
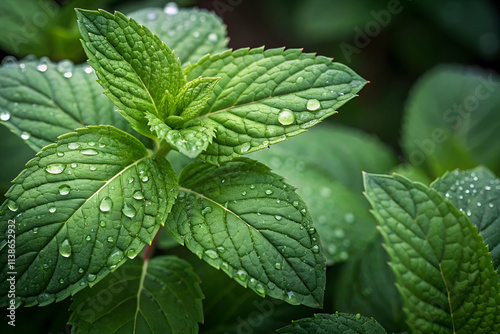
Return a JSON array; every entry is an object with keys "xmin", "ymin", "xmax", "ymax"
[{"xmin": 142, "ymin": 229, "xmax": 161, "ymax": 262}]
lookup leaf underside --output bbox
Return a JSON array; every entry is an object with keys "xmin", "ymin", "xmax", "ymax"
[
  {"xmin": 0, "ymin": 126, "xmax": 178, "ymax": 307},
  {"xmin": 364, "ymin": 173, "xmax": 500, "ymax": 333},
  {"xmin": 165, "ymin": 158, "xmax": 326, "ymax": 308}
]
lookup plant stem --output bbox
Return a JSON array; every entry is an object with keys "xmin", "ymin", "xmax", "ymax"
[
  {"xmin": 154, "ymin": 140, "xmax": 172, "ymax": 158},
  {"xmin": 142, "ymin": 229, "xmax": 160, "ymax": 262}
]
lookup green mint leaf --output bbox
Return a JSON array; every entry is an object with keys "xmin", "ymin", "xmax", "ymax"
[
  {"xmin": 277, "ymin": 313, "xmax": 387, "ymax": 334},
  {"xmin": 177, "ymin": 76, "xmax": 220, "ymax": 120},
  {"xmin": 0, "ymin": 126, "xmax": 178, "ymax": 307},
  {"xmin": 402, "ymin": 65, "xmax": 500, "ymax": 178},
  {"xmin": 431, "ymin": 167, "xmax": 500, "ymax": 277},
  {"xmin": 251, "ymin": 125, "xmax": 396, "ymax": 263},
  {"xmin": 185, "ymin": 47, "xmax": 367, "ymax": 164},
  {"xmin": 333, "ymin": 237, "xmax": 406, "ymax": 333},
  {"xmin": 68, "ymin": 255, "xmax": 203, "ymax": 333},
  {"xmin": 147, "ymin": 113, "xmax": 216, "ymax": 158},
  {"xmin": 130, "ymin": 5, "xmax": 228, "ymax": 65},
  {"xmin": 76, "ymin": 9, "xmax": 186, "ymax": 138},
  {"xmin": 165, "ymin": 158, "xmax": 326, "ymax": 308},
  {"xmin": 0, "ymin": 57, "xmax": 135, "ymax": 151},
  {"xmin": 364, "ymin": 173, "xmax": 500, "ymax": 333}
]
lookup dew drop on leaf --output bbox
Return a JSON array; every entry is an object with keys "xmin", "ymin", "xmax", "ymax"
[
  {"xmin": 46, "ymin": 164, "xmax": 65, "ymax": 174},
  {"xmin": 265, "ymin": 189, "xmax": 273, "ymax": 195},
  {"xmin": 126, "ymin": 249, "xmax": 138, "ymax": 259},
  {"xmin": 37, "ymin": 57, "xmax": 49, "ymax": 72},
  {"xmin": 68, "ymin": 143, "xmax": 80, "ymax": 150},
  {"xmin": 99, "ymin": 221, "xmax": 106, "ymax": 227},
  {"xmin": 122, "ymin": 203, "xmax": 136, "ymax": 218},
  {"xmin": 85, "ymin": 235, "xmax": 91, "ymax": 241},
  {"xmin": 275, "ymin": 262, "xmax": 282, "ymax": 270},
  {"xmin": 57, "ymin": 59, "xmax": 74, "ymax": 78},
  {"xmin": 7, "ymin": 200, "xmax": 18, "ymax": 212},
  {"xmin": 239, "ymin": 142, "xmax": 251, "ymax": 153},
  {"xmin": 49, "ymin": 206, "xmax": 57, "ymax": 213},
  {"xmin": 275, "ymin": 215, "xmax": 282, "ymax": 221},
  {"xmin": 107, "ymin": 250, "xmax": 123, "ymax": 266},
  {"xmin": 201, "ymin": 206, "xmax": 212, "ymax": 215},
  {"xmin": 236, "ymin": 269, "xmax": 248, "ymax": 283},
  {"xmin": 78, "ymin": 268, "xmax": 84, "ymax": 274},
  {"xmin": 59, "ymin": 239, "xmax": 71, "ymax": 257},
  {"xmin": 208, "ymin": 33, "xmax": 218, "ymax": 42},
  {"xmin": 312, "ymin": 245, "xmax": 320, "ymax": 253},
  {"xmin": 42, "ymin": 263, "xmax": 50, "ymax": 270},
  {"xmin": 306, "ymin": 99, "xmax": 321, "ymax": 111},
  {"xmin": 87, "ymin": 274, "xmax": 96, "ymax": 282},
  {"xmin": 80, "ymin": 149, "xmax": 98, "ymax": 156},
  {"xmin": 278, "ymin": 109, "xmax": 295, "ymax": 125},
  {"xmin": 287, "ymin": 291, "xmax": 297, "ymax": 303},
  {"xmin": 58, "ymin": 184, "xmax": 71, "ymax": 196},
  {"xmin": 164, "ymin": 2, "xmax": 179, "ymax": 15},
  {"xmin": 0, "ymin": 109, "xmax": 11, "ymax": 121},
  {"xmin": 107, "ymin": 237, "xmax": 114, "ymax": 243},
  {"xmin": 133, "ymin": 191, "xmax": 144, "ymax": 200},
  {"xmin": 204, "ymin": 249, "xmax": 218, "ymax": 259},
  {"xmin": 141, "ymin": 176, "xmax": 149, "ymax": 182},
  {"xmin": 99, "ymin": 196, "xmax": 113, "ymax": 212},
  {"xmin": 1, "ymin": 55, "xmax": 17, "ymax": 67}
]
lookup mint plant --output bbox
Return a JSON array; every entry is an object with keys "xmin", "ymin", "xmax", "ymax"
[{"xmin": 0, "ymin": 5, "xmax": 366, "ymax": 332}]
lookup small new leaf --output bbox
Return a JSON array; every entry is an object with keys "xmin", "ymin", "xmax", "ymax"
[
  {"xmin": 165, "ymin": 158, "xmax": 326, "ymax": 308},
  {"xmin": 76, "ymin": 9, "xmax": 186, "ymax": 139},
  {"xmin": 364, "ymin": 173, "xmax": 500, "ymax": 333},
  {"xmin": 277, "ymin": 313, "xmax": 387, "ymax": 334},
  {"xmin": 69, "ymin": 256, "xmax": 203, "ymax": 333},
  {"xmin": 0, "ymin": 126, "xmax": 178, "ymax": 306}
]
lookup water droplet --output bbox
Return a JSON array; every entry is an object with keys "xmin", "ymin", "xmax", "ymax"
[
  {"xmin": 49, "ymin": 206, "xmax": 57, "ymax": 213},
  {"xmin": 147, "ymin": 12, "xmax": 158, "ymax": 20},
  {"xmin": 84, "ymin": 65, "xmax": 93, "ymax": 74},
  {"xmin": 297, "ymin": 76, "xmax": 304, "ymax": 83},
  {"xmin": 32, "ymin": 227, "xmax": 39, "ymax": 234},
  {"xmin": 128, "ymin": 178, "xmax": 134, "ymax": 184},
  {"xmin": 107, "ymin": 250, "xmax": 123, "ymax": 266},
  {"xmin": 46, "ymin": 164, "xmax": 65, "ymax": 174},
  {"xmin": 275, "ymin": 215, "xmax": 282, "ymax": 221},
  {"xmin": 312, "ymin": 245, "xmax": 320, "ymax": 253},
  {"xmin": 89, "ymin": 166, "xmax": 97, "ymax": 171},
  {"xmin": 208, "ymin": 33, "xmax": 218, "ymax": 42},
  {"xmin": 265, "ymin": 189, "xmax": 273, "ymax": 195},
  {"xmin": 87, "ymin": 273, "xmax": 96, "ymax": 282},
  {"xmin": 466, "ymin": 209, "xmax": 472, "ymax": 217},
  {"xmin": 308, "ymin": 227, "xmax": 316, "ymax": 235},
  {"xmin": 56, "ymin": 152, "xmax": 64, "ymax": 157},
  {"xmin": 306, "ymin": 99, "xmax": 321, "ymax": 111},
  {"xmin": 192, "ymin": 31, "xmax": 200, "ymax": 38},
  {"xmin": 275, "ymin": 262, "xmax": 282, "ymax": 270},
  {"xmin": 57, "ymin": 60, "xmax": 74, "ymax": 78},
  {"xmin": 164, "ymin": 2, "xmax": 179, "ymax": 15},
  {"xmin": 239, "ymin": 142, "xmax": 251, "ymax": 153},
  {"xmin": 59, "ymin": 239, "xmax": 71, "ymax": 257},
  {"xmin": 42, "ymin": 263, "xmax": 50, "ymax": 270},
  {"xmin": 107, "ymin": 236, "xmax": 114, "ymax": 243},
  {"xmin": 338, "ymin": 92, "xmax": 345, "ymax": 96},
  {"xmin": 133, "ymin": 191, "xmax": 144, "ymax": 200},
  {"xmin": 250, "ymin": 184, "xmax": 256, "ymax": 190},
  {"xmin": 201, "ymin": 206, "xmax": 212, "ymax": 215},
  {"xmin": 99, "ymin": 197, "xmax": 113, "ymax": 212},
  {"xmin": 141, "ymin": 176, "xmax": 149, "ymax": 182},
  {"xmin": 236, "ymin": 269, "xmax": 248, "ymax": 283},
  {"xmin": 300, "ymin": 208, "xmax": 307, "ymax": 216},
  {"xmin": 7, "ymin": 200, "xmax": 18, "ymax": 212},
  {"xmin": 255, "ymin": 283, "xmax": 266, "ymax": 297},
  {"xmin": 204, "ymin": 249, "xmax": 218, "ymax": 259},
  {"xmin": 1, "ymin": 55, "xmax": 17, "ymax": 67},
  {"xmin": 85, "ymin": 235, "xmax": 91, "ymax": 241},
  {"xmin": 100, "ymin": 221, "xmax": 106, "ymax": 227},
  {"xmin": 287, "ymin": 291, "xmax": 297, "ymax": 303},
  {"xmin": 78, "ymin": 268, "xmax": 84, "ymax": 274},
  {"xmin": 122, "ymin": 203, "xmax": 136, "ymax": 218},
  {"xmin": 0, "ymin": 109, "xmax": 11, "ymax": 121},
  {"xmin": 355, "ymin": 313, "xmax": 361, "ymax": 320},
  {"xmin": 126, "ymin": 249, "xmax": 138, "ymax": 259},
  {"xmin": 80, "ymin": 149, "xmax": 98, "ymax": 156},
  {"xmin": 278, "ymin": 109, "xmax": 295, "ymax": 125},
  {"xmin": 58, "ymin": 184, "xmax": 71, "ymax": 195},
  {"xmin": 36, "ymin": 57, "xmax": 49, "ymax": 72},
  {"xmin": 477, "ymin": 202, "xmax": 482, "ymax": 207},
  {"xmin": 221, "ymin": 262, "xmax": 230, "ymax": 274},
  {"xmin": 59, "ymin": 278, "xmax": 64, "ymax": 284},
  {"xmin": 68, "ymin": 142, "xmax": 80, "ymax": 150}
]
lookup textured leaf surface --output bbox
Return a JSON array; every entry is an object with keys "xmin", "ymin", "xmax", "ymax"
[
  {"xmin": 333, "ymin": 237, "xmax": 406, "ymax": 332},
  {"xmin": 130, "ymin": 5, "xmax": 228, "ymax": 65},
  {"xmin": 69, "ymin": 256, "xmax": 203, "ymax": 333},
  {"xmin": 402, "ymin": 65, "xmax": 500, "ymax": 177},
  {"xmin": 0, "ymin": 126, "xmax": 178, "ymax": 306},
  {"xmin": 431, "ymin": 167, "xmax": 500, "ymax": 277},
  {"xmin": 277, "ymin": 313, "xmax": 387, "ymax": 334},
  {"xmin": 364, "ymin": 173, "xmax": 500, "ymax": 333},
  {"xmin": 252, "ymin": 125, "xmax": 395, "ymax": 263},
  {"xmin": 185, "ymin": 47, "xmax": 367, "ymax": 164},
  {"xmin": 165, "ymin": 158, "xmax": 326, "ymax": 308},
  {"xmin": 77, "ymin": 9, "xmax": 185, "ymax": 138},
  {"xmin": 0, "ymin": 57, "xmax": 133, "ymax": 151}
]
